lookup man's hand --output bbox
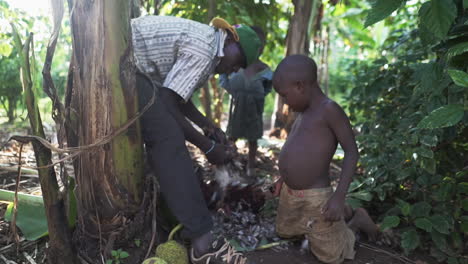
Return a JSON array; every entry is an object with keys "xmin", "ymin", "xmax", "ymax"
[
  {"xmin": 322, "ymin": 193, "xmax": 346, "ymax": 222},
  {"xmin": 204, "ymin": 126, "xmax": 228, "ymax": 145},
  {"xmin": 205, "ymin": 143, "xmax": 233, "ymax": 165}
]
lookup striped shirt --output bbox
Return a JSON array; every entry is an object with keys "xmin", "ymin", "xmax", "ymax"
[{"xmin": 131, "ymin": 16, "xmax": 225, "ymax": 101}]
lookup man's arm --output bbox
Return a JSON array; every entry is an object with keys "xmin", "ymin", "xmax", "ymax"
[
  {"xmin": 180, "ymin": 99, "xmax": 228, "ymax": 144},
  {"xmin": 160, "ymin": 88, "xmax": 228, "ymax": 164},
  {"xmin": 180, "ymin": 99, "xmax": 214, "ymax": 131},
  {"xmin": 322, "ymin": 101, "xmax": 359, "ymax": 221}
]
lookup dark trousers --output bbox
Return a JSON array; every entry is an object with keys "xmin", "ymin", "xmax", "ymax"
[{"xmin": 137, "ymin": 73, "xmax": 213, "ymax": 239}]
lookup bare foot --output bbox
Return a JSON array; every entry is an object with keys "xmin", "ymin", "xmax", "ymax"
[{"xmin": 348, "ymin": 208, "xmax": 379, "ymax": 241}]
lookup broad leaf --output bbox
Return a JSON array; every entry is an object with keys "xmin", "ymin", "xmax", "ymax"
[
  {"xmin": 420, "ymin": 135, "xmax": 438, "ymax": 147},
  {"xmin": 430, "ymin": 215, "xmax": 450, "ymax": 234},
  {"xmin": 411, "ymin": 202, "xmax": 431, "ymax": 218},
  {"xmin": 0, "ymin": 41, "xmax": 12, "ymax": 57},
  {"xmin": 381, "ymin": 216, "xmax": 400, "ymax": 230},
  {"xmin": 364, "ymin": 0, "xmax": 406, "ymax": 28},
  {"xmin": 412, "ymin": 62, "xmax": 445, "ymax": 97},
  {"xmin": 448, "ymin": 69, "xmax": 468, "ymax": 87},
  {"xmin": 346, "ymin": 197, "xmax": 363, "ymax": 210},
  {"xmin": 418, "ymin": 147, "xmax": 434, "ymax": 158},
  {"xmin": 0, "ymin": 190, "xmax": 48, "ymax": 241},
  {"xmin": 414, "ymin": 218, "xmax": 433, "ymax": 232},
  {"xmin": 431, "ymin": 230, "xmax": 449, "ymax": 252},
  {"xmin": 433, "ymin": 182, "xmax": 454, "ymax": 201},
  {"xmin": 397, "ymin": 199, "xmax": 411, "ymax": 216},
  {"xmin": 421, "ymin": 158, "xmax": 436, "ymax": 174},
  {"xmin": 417, "ymin": 104, "xmax": 464, "ymax": 129},
  {"xmin": 419, "ymin": 0, "xmax": 457, "ymax": 40},
  {"xmin": 401, "ymin": 229, "xmax": 420, "ymax": 254},
  {"xmin": 447, "ymin": 42, "xmax": 468, "ymax": 61},
  {"xmin": 348, "ymin": 190, "xmax": 373, "ymax": 201},
  {"xmin": 348, "ymin": 177, "xmax": 374, "ymax": 192},
  {"xmin": 228, "ymin": 239, "xmax": 249, "ymax": 252},
  {"xmin": 120, "ymin": 251, "xmax": 129, "ymax": 259}
]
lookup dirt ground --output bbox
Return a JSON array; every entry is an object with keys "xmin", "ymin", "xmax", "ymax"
[
  {"xmin": 247, "ymin": 243, "xmax": 437, "ymax": 264},
  {"xmin": 0, "ymin": 127, "xmax": 439, "ymax": 264}
]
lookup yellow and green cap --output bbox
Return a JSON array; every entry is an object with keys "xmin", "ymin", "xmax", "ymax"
[{"xmin": 234, "ymin": 24, "xmax": 262, "ymax": 66}]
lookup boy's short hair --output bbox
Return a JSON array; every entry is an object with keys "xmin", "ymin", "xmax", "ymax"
[{"xmin": 274, "ymin": 55, "xmax": 318, "ymax": 85}]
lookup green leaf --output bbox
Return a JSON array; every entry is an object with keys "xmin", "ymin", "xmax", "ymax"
[
  {"xmin": 381, "ymin": 216, "xmax": 400, "ymax": 230},
  {"xmin": 346, "ymin": 197, "xmax": 363, "ymax": 210},
  {"xmin": 1, "ymin": 190, "xmax": 48, "ymax": 241},
  {"xmin": 119, "ymin": 251, "xmax": 129, "ymax": 259},
  {"xmin": 134, "ymin": 239, "xmax": 141, "ymax": 247},
  {"xmin": 228, "ymin": 239, "xmax": 249, "ymax": 252},
  {"xmin": 433, "ymin": 182, "xmax": 454, "ymax": 201},
  {"xmin": 421, "ymin": 158, "xmax": 436, "ymax": 174},
  {"xmin": 447, "ymin": 42, "xmax": 468, "ymax": 62},
  {"xmin": 431, "ymin": 230, "xmax": 449, "ymax": 252},
  {"xmin": 419, "ymin": 0, "xmax": 457, "ymax": 40},
  {"xmin": 430, "ymin": 215, "xmax": 450, "ymax": 234},
  {"xmin": 364, "ymin": 0, "xmax": 406, "ymax": 27},
  {"xmin": 420, "ymin": 135, "xmax": 438, "ymax": 147},
  {"xmin": 417, "ymin": 104, "xmax": 464, "ymax": 129},
  {"xmin": 448, "ymin": 69, "xmax": 468, "ymax": 87},
  {"xmin": 411, "ymin": 202, "xmax": 432, "ymax": 218},
  {"xmin": 348, "ymin": 190, "xmax": 373, "ymax": 201},
  {"xmin": 415, "ymin": 218, "xmax": 433, "ymax": 232},
  {"xmin": 348, "ymin": 177, "xmax": 373, "ymax": 192},
  {"xmin": 418, "ymin": 147, "xmax": 434, "ymax": 158},
  {"xmin": 106, "ymin": 260, "xmax": 113, "ymax": 264},
  {"xmin": 447, "ymin": 257, "xmax": 459, "ymax": 264},
  {"xmin": 464, "ymin": 0, "xmax": 468, "ymax": 10},
  {"xmin": 0, "ymin": 41, "xmax": 12, "ymax": 57},
  {"xmin": 397, "ymin": 199, "xmax": 411, "ymax": 216},
  {"xmin": 401, "ymin": 229, "xmax": 420, "ymax": 254},
  {"xmin": 111, "ymin": 250, "xmax": 118, "ymax": 257}
]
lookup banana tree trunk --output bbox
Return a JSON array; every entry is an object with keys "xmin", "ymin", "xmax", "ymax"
[{"xmin": 67, "ymin": 0, "xmax": 144, "ymax": 253}]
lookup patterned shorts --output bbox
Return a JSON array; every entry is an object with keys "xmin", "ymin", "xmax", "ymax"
[{"xmin": 276, "ymin": 184, "xmax": 355, "ymax": 264}]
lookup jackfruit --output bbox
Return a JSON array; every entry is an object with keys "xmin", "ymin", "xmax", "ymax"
[
  {"xmin": 155, "ymin": 224, "xmax": 188, "ymax": 264},
  {"xmin": 141, "ymin": 257, "xmax": 168, "ymax": 264}
]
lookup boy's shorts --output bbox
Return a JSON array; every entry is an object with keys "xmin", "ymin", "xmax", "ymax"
[{"xmin": 276, "ymin": 184, "xmax": 355, "ymax": 264}]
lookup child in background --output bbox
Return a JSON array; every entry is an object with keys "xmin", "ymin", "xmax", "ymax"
[
  {"xmin": 272, "ymin": 55, "xmax": 379, "ymax": 264},
  {"xmin": 219, "ymin": 26, "xmax": 273, "ymax": 177}
]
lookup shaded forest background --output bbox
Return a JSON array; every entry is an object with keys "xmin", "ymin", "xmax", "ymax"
[{"xmin": 0, "ymin": 0, "xmax": 467, "ymax": 263}]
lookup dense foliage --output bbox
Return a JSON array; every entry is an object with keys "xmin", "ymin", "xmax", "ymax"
[
  {"xmin": 0, "ymin": 0, "xmax": 71, "ymax": 124},
  {"xmin": 0, "ymin": 0, "xmax": 22, "ymax": 123},
  {"xmin": 348, "ymin": 0, "xmax": 468, "ymax": 262}
]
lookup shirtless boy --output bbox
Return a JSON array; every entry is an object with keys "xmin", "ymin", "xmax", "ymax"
[{"xmin": 272, "ymin": 55, "xmax": 378, "ymax": 264}]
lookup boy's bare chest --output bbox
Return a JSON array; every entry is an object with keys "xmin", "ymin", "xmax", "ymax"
[{"xmin": 280, "ymin": 113, "xmax": 336, "ymax": 159}]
